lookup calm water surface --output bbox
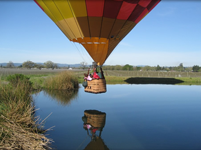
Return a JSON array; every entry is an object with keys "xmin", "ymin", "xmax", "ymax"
[{"xmin": 33, "ymin": 84, "xmax": 201, "ymax": 150}]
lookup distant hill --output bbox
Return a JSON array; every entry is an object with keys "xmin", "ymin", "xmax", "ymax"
[
  {"xmin": 0, "ymin": 63, "xmax": 22, "ymax": 67},
  {"xmin": 33, "ymin": 63, "xmax": 83, "ymax": 68},
  {"xmin": 0, "ymin": 62, "xmax": 84, "ymax": 68},
  {"xmin": 0, "ymin": 63, "xmax": 163, "ymax": 68},
  {"xmin": 56, "ymin": 63, "xmax": 82, "ymax": 68}
]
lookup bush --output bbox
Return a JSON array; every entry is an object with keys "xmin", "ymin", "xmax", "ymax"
[
  {"xmin": 6, "ymin": 74, "xmax": 32, "ymax": 88},
  {"xmin": 44, "ymin": 71, "xmax": 78, "ymax": 90}
]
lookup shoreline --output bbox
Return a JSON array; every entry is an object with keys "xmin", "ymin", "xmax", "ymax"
[{"xmin": 0, "ymin": 72, "xmax": 78, "ymax": 149}]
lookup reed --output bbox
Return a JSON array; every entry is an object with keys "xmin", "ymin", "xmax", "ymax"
[
  {"xmin": 44, "ymin": 71, "xmax": 79, "ymax": 90},
  {"xmin": 0, "ymin": 80, "xmax": 52, "ymax": 149}
]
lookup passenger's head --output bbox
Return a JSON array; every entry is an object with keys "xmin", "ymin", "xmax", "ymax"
[{"xmin": 84, "ymin": 73, "xmax": 87, "ymax": 77}]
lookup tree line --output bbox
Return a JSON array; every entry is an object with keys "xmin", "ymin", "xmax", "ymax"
[
  {"xmin": 1, "ymin": 61, "xmax": 58, "ymax": 70},
  {"xmin": 78, "ymin": 62, "xmax": 201, "ymax": 72},
  {"xmin": 1, "ymin": 61, "xmax": 201, "ymax": 72},
  {"xmin": 102, "ymin": 63, "xmax": 201, "ymax": 72}
]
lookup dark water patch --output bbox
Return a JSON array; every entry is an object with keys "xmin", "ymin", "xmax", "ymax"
[{"xmin": 125, "ymin": 77, "xmax": 183, "ymax": 84}]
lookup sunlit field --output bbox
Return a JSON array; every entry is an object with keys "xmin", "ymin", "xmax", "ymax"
[
  {"xmin": 0, "ymin": 68, "xmax": 68, "ymax": 76},
  {"xmin": 1, "ymin": 68, "xmax": 201, "ymax": 79}
]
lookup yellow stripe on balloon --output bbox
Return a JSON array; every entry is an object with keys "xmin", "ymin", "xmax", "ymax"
[
  {"xmin": 68, "ymin": 0, "xmax": 87, "ymax": 17},
  {"xmin": 42, "ymin": 0, "xmax": 64, "ymax": 21},
  {"xmin": 36, "ymin": 0, "xmax": 57, "ymax": 22},
  {"xmin": 55, "ymin": 20, "xmax": 74, "ymax": 40},
  {"xmin": 54, "ymin": 1, "xmax": 74, "ymax": 19},
  {"xmin": 57, "ymin": 18, "xmax": 84, "ymax": 40},
  {"xmin": 36, "ymin": 0, "xmax": 84, "ymax": 40},
  {"xmin": 36, "ymin": 0, "xmax": 73, "ymax": 39}
]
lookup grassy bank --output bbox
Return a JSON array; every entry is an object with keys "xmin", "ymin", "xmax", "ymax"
[
  {"xmin": 0, "ymin": 79, "xmax": 51, "ymax": 149},
  {"xmin": 44, "ymin": 71, "xmax": 78, "ymax": 90},
  {"xmin": 29, "ymin": 71, "xmax": 79, "ymax": 90},
  {"xmin": 0, "ymin": 71, "xmax": 79, "ymax": 149}
]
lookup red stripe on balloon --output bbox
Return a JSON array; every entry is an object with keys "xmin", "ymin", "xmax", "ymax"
[
  {"xmin": 103, "ymin": 0, "xmax": 123, "ymax": 19},
  {"xmin": 134, "ymin": 8, "xmax": 149, "ymax": 24},
  {"xmin": 117, "ymin": 1, "xmax": 137, "ymax": 20},
  {"xmin": 128, "ymin": 4, "xmax": 144, "ymax": 22},
  {"xmin": 86, "ymin": 0, "xmax": 105, "ymax": 17},
  {"xmin": 138, "ymin": 0, "xmax": 152, "ymax": 7}
]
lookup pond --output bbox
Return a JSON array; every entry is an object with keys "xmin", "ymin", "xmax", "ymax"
[{"xmin": 33, "ymin": 84, "xmax": 201, "ymax": 150}]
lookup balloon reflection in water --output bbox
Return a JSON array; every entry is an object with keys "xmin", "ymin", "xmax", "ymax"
[
  {"xmin": 43, "ymin": 89, "xmax": 78, "ymax": 106},
  {"xmin": 82, "ymin": 110, "xmax": 109, "ymax": 150}
]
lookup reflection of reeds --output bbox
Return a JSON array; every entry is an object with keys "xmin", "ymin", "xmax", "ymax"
[
  {"xmin": 0, "ymin": 81, "xmax": 52, "ymax": 149},
  {"xmin": 43, "ymin": 89, "xmax": 78, "ymax": 106},
  {"xmin": 44, "ymin": 71, "xmax": 79, "ymax": 90}
]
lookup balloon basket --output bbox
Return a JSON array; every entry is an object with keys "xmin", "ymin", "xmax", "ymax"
[
  {"xmin": 85, "ymin": 79, "xmax": 106, "ymax": 94},
  {"xmin": 84, "ymin": 110, "xmax": 106, "ymax": 128}
]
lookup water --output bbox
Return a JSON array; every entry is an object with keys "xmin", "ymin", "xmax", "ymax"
[{"xmin": 33, "ymin": 84, "xmax": 201, "ymax": 150}]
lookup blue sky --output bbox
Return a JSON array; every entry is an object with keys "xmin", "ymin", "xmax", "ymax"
[{"xmin": 0, "ymin": 1, "xmax": 201, "ymax": 66}]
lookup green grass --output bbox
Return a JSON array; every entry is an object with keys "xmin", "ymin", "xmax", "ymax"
[
  {"xmin": 175, "ymin": 77, "xmax": 201, "ymax": 85},
  {"xmin": 29, "ymin": 76, "xmax": 48, "ymax": 89}
]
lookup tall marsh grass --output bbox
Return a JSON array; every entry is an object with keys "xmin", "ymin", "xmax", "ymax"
[
  {"xmin": 44, "ymin": 71, "xmax": 78, "ymax": 90},
  {"xmin": 0, "ymin": 79, "xmax": 52, "ymax": 149}
]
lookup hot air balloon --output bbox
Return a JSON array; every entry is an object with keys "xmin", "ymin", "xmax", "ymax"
[{"xmin": 34, "ymin": 0, "xmax": 160, "ymax": 66}]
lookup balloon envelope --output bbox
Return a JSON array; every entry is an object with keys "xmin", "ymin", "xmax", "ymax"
[{"xmin": 35, "ymin": 0, "xmax": 160, "ymax": 65}]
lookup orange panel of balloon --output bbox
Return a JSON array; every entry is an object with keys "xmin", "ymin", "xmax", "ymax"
[{"xmin": 34, "ymin": 0, "xmax": 160, "ymax": 65}]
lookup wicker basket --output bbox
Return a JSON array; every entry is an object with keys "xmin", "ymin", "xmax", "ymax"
[
  {"xmin": 85, "ymin": 79, "xmax": 106, "ymax": 94},
  {"xmin": 84, "ymin": 110, "xmax": 106, "ymax": 128}
]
